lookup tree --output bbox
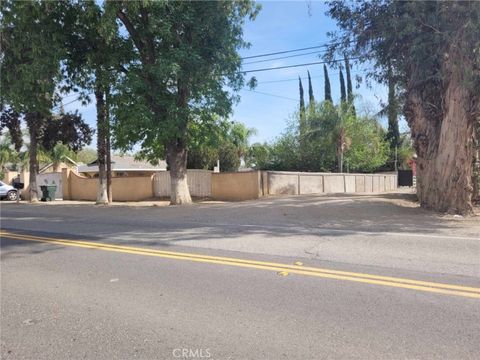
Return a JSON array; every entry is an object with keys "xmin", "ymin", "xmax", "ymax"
[
  {"xmin": 344, "ymin": 55, "xmax": 355, "ymax": 115},
  {"xmin": 0, "ymin": 1, "xmax": 69, "ymax": 201},
  {"xmin": 326, "ymin": 0, "xmax": 480, "ymax": 214},
  {"xmin": 75, "ymin": 148, "xmax": 97, "ymax": 164},
  {"xmin": 323, "ymin": 65, "xmax": 332, "ymax": 102},
  {"xmin": 343, "ymin": 116, "xmax": 389, "ymax": 173},
  {"xmin": 298, "ymin": 76, "xmax": 306, "ymax": 122},
  {"xmin": 62, "ymin": 1, "xmax": 130, "ymax": 205},
  {"xmin": 187, "ymin": 119, "xmax": 256, "ymax": 171},
  {"xmin": 0, "ymin": 136, "xmax": 18, "ymax": 172},
  {"xmin": 385, "ymin": 66, "xmax": 400, "ymax": 168},
  {"xmin": 107, "ymin": 1, "xmax": 259, "ymax": 204},
  {"xmin": 307, "ymin": 70, "xmax": 315, "ymax": 112},
  {"xmin": 246, "ymin": 143, "xmax": 271, "ymax": 169},
  {"xmin": 339, "ymin": 69, "xmax": 346, "ymax": 103},
  {"xmin": 49, "ymin": 143, "xmax": 74, "ymax": 172}
]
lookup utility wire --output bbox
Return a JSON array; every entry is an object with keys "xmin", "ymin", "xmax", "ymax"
[
  {"xmin": 242, "ymin": 49, "xmax": 330, "ymax": 65},
  {"xmin": 241, "ymin": 41, "xmax": 344, "ymax": 60},
  {"xmin": 52, "ymin": 95, "xmax": 91, "ymax": 111},
  {"xmin": 241, "ymin": 89, "xmax": 298, "ymax": 102},
  {"xmin": 241, "ymin": 57, "xmax": 361, "ymax": 74},
  {"xmin": 256, "ymin": 68, "xmax": 373, "ymax": 85}
]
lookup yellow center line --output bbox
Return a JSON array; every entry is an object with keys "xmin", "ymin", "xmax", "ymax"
[{"xmin": 1, "ymin": 230, "xmax": 479, "ymax": 299}]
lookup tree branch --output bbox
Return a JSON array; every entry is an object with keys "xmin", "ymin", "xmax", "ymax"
[{"xmin": 116, "ymin": 10, "xmax": 145, "ymax": 54}]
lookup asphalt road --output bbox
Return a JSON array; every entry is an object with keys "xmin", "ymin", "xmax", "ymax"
[{"xmin": 1, "ymin": 194, "xmax": 479, "ymax": 359}]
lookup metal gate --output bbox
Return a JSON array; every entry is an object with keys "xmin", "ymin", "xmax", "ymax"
[{"xmin": 397, "ymin": 170, "xmax": 413, "ymax": 187}]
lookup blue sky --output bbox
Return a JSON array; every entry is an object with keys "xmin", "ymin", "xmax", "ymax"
[{"xmin": 65, "ymin": 1, "xmax": 402, "ymax": 148}]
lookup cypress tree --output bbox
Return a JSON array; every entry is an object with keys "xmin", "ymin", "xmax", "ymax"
[
  {"xmin": 386, "ymin": 67, "xmax": 400, "ymax": 150},
  {"xmin": 323, "ymin": 64, "xmax": 332, "ymax": 102},
  {"xmin": 344, "ymin": 55, "xmax": 353, "ymax": 103},
  {"xmin": 339, "ymin": 69, "xmax": 346, "ymax": 103},
  {"xmin": 344, "ymin": 55, "xmax": 356, "ymax": 115},
  {"xmin": 307, "ymin": 70, "xmax": 314, "ymax": 106},
  {"xmin": 299, "ymin": 76, "xmax": 305, "ymax": 116}
]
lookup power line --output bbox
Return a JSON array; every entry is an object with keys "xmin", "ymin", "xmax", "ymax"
[
  {"xmin": 255, "ymin": 68, "xmax": 373, "ymax": 85},
  {"xmin": 242, "ymin": 49, "xmax": 330, "ymax": 65},
  {"xmin": 52, "ymin": 95, "xmax": 92, "ymax": 111},
  {"xmin": 241, "ymin": 89, "xmax": 298, "ymax": 102},
  {"xmin": 241, "ymin": 42, "xmax": 339, "ymax": 60},
  {"xmin": 241, "ymin": 57, "xmax": 361, "ymax": 74}
]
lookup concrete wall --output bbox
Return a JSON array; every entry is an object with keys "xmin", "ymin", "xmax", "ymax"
[
  {"xmin": 267, "ymin": 172, "xmax": 299, "ymax": 195},
  {"xmin": 154, "ymin": 170, "xmax": 211, "ymax": 197},
  {"xmin": 267, "ymin": 171, "xmax": 397, "ymax": 196},
  {"xmin": 211, "ymin": 171, "xmax": 261, "ymax": 201},
  {"xmin": 63, "ymin": 169, "xmax": 154, "ymax": 201}
]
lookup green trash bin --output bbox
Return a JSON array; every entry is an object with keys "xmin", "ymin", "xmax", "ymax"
[{"xmin": 40, "ymin": 185, "xmax": 57, "ymax": 201}]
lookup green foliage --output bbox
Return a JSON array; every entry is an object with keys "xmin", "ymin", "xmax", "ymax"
[
  {"xmin": 0, "ymin": 0, "xmax": 69, "ymax": 115},
  {"xmin": 298, "ymin": 77, "xmax": 306, "ymax": 120},
  {"xmin": 246, "ymin": 143, "xmax": 271, "ymax": 169},
  {"xmin": 108, "ymin": 1, "xmax": 260, "ymax": 163},
  {"xmin": 0, "ymin": 136, "xmax": 18, "ymax": 169},
  {"xmin": 219, "ymin": 142, "xmax": 241, "ymax": 172},
  {"xmin": 396, "ymin": 133, "xmax": 415, "ymax": 170},
  {"xmin": 187, "ymin": 119, "xmax": 256, "ymax": 171},
  {"xmin": 307, "ymin": 70, "xmax": 315, "ymax": 110},
  {"xmin": 0, "ymin": 109, "xmax": 22, "ymax": 151},
  {"xmin": 323, "ymin": 65, "xmax": 332, "ymax": 102},
  {"xmin": 41, "ymin": 113, "xmax": 93, "ymax": 152},
  {"xmin": 75, "ymin": 148, "xmax": 97, "ymax": 164},
  {"xmin": 326, "ymin": 1, "xmax": 480, "ymax": 91},
  {"xmin": 339, "ymin": 69, "xmax": 346, "ymax": 103},
  {"xmin": 269, "ymin": 130, "xmax": 301, "ymax": 171},
  {"xmin": 343, "ymin": 116, "xmax": 389, "ymax": 172},
  {"xmin": 261, "ymin": 101, "xmax": 389, "ymax": 173}
]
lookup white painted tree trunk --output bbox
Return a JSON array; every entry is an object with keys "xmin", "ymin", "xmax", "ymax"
[
  {"xmin": 96, "ymin": 177, "xmax": 108, "ymax": 205},
  {"xmin": 167, "ymin": 142, "xmax": 192, "ymax": 205}
]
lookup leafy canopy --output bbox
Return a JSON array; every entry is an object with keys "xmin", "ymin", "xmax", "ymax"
[{"xmin": 108, "ymin": 1, "xmax": 260, "ymax": 161}]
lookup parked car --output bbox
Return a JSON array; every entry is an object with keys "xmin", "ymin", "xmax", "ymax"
[{"xmin": 0, "ymin": 180, "xmax": 19, "ymax": 201}]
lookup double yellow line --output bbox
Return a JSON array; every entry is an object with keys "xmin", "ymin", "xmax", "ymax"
[{"xmin": 1, "ymin": 230, "xmax": 479, "ymax": 299}]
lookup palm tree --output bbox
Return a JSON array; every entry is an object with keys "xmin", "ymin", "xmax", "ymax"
[{"xmin": 50, "ymin": 142, "xmax": 73, "ymax": 172}]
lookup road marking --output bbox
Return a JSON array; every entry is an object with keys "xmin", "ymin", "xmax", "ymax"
[{"xmin": 1, "ymin": 230, "xmax": 479, "ymax": 299}]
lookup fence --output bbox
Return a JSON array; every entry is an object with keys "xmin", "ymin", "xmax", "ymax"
[
  {"xmin": 153, "ymin": 170, "xmax": 212, "ymax": 198},
  {"xmin": 267, "ymin": 171, "xmax": 397, "ymax": 196},
  {"xmin": 60, "ymin": 168, "xmax": 396, "ymax": 202},
  {"xmin": 62, "ymin": 169, "xmax": 154, "ymax": 201}
]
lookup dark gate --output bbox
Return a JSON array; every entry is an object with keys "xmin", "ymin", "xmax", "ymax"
[{"xmin": 397, "ymin": 170, "xmax": 413, "ymax": 186}]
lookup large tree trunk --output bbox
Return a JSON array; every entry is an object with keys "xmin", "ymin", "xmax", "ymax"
[
  {"xmin": 167, "ymin": 141, "xmax": 192, "ymax": 205},
  {"xmin": 25, "ymin": 112, "xmax": 40, "ymax": 202},
  {"xmin": 405, "ymin": 47, "xmax": 477, "ymax": 214},
  {"xmin": 473, "ymin": 117, "xmax": 480, "ymax": 204},
  {"xmin": 95, "ymin": 87, "xmax": 108, "ymax": 205},
  {"xmin": 106, "ymin": 89, "xmax": 113, "ymax": 204}
]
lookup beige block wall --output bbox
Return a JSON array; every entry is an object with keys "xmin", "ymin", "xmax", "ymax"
[
  {"xmin": 112, "ymin": 175, "xmax": 154, "ymax": 201},
  {"xmin": 211, "ymin": 171, "xmax": 261, "ymax": 201},
  {"xmin": 63, "ymin": 169, "xmax": 153, "ymax": 201},
  {"xmin": 69, "ymin": 171, "xmax": 97, "ymax": 201}
]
